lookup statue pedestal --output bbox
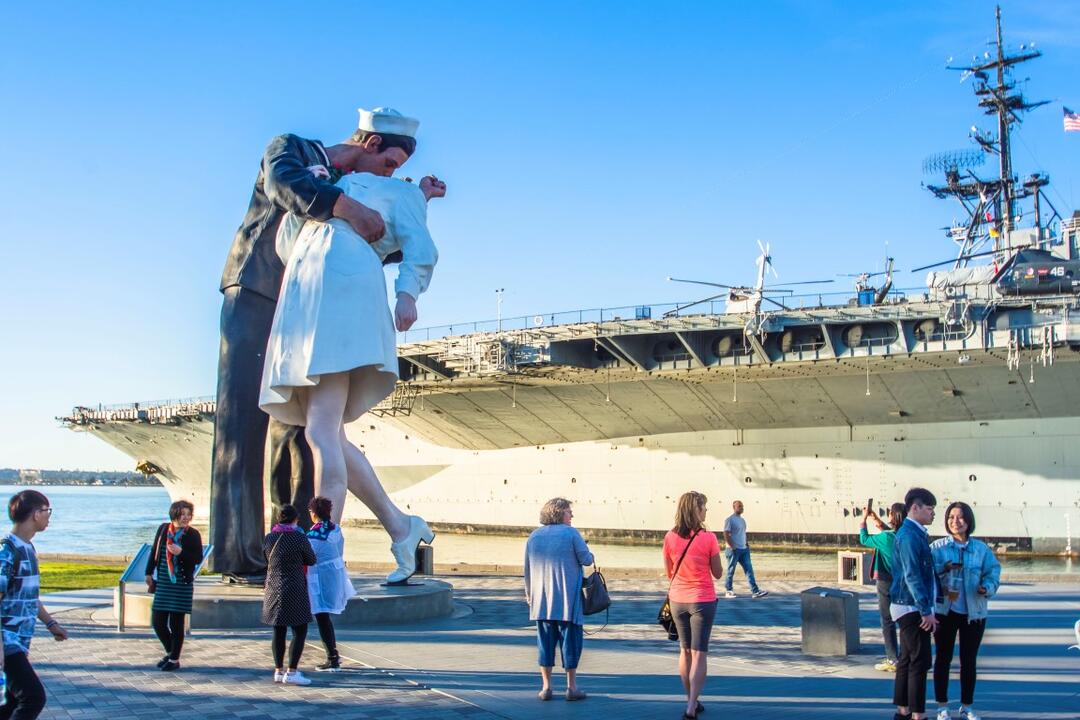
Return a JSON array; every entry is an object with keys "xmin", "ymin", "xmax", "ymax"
[{"xmin": 113, "ymin": 575, "xmax": 453, "ymax": 629}]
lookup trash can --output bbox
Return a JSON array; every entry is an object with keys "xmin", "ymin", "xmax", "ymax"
[{"xmin": 800, "ymin": 586, "xmax": 860, "ymax": 656}]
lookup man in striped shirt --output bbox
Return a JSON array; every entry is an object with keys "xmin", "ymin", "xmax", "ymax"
[{"xmin": 0, "ymin": 490, "xmax": 68, "ymax": 719}]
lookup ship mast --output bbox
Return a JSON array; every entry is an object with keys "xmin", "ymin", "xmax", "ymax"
[
  {"xmin": 994, "ymin": 7, "xmax": 1012, "ymax": 241},
  {"xmin": 926, "ymin": 6, "xmax": 1054, "ymax": 264}
]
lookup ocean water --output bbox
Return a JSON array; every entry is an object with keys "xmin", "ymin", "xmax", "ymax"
[
  {"xmin": 1, "ymin": 484, "xmax": 173, "ymax": 557},
  {"xmin": 6, "ymin": 484, "xmax": 1077, "ymax": 576}
]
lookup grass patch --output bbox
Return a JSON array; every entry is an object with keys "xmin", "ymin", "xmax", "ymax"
[{"xmin": 40, "ymin": 562, "xmax": 124, "ymax": 593}]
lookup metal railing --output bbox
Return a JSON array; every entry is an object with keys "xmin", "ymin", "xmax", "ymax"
[
  {"xmin": 398, "ymin": 287, "xmax": 919, "ymax": 343},
  {"xmin": 74, "ymin": 395, "xmax": 216, "ymax": 413},
  {"xmin": 65, "ymin": 396, "xmax": 217, "ymax": 423}
]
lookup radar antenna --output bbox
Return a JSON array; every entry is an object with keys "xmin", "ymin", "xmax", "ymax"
[{"xmin": 921, "ymin": 149, "xmax": 986, "ymax": 176}]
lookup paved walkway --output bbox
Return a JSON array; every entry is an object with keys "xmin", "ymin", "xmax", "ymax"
[{"xmin": 31, "ymin": 577, "xmax": 1080, "ymax": 719}]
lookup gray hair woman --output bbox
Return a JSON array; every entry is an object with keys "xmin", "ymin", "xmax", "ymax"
[{"xmin": 524, "ymin": 497, "xmax": 594, "ymax": 702}]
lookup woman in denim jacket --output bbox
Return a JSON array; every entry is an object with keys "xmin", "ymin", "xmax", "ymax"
[{"xmin": 929, "ymin": 501, "xmax": 1001, "ymax": 720}]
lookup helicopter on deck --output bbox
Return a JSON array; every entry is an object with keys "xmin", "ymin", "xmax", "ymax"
[
  {"xmin": 997, "ymin": 245, "xmax": 1080, "ymax": 294},
  {"xmin": 665, "ymin": 241, "xmax": 835, "ymax": 338},
  {"xmin": 839, "ymin": 256, "xmax": 896, "ymax": 306},
  {"xmin": 913, "ymin": 214, "xmax": 1080, "ymax": 298}
]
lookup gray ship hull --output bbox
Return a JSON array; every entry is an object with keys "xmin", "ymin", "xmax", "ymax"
[{"xmin": 67, "ymin": 307, "xmax": 1080, "ymax": 554}]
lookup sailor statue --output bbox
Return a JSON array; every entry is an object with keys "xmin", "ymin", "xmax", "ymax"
[{"xmin": 213, "ymin": 107, "xmax": 443, "ymax": 582}]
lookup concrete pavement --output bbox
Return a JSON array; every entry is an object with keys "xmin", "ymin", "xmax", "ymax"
[{"xmin": 31, "ymin": 576, "xmax": 1080, "ymax": 719}]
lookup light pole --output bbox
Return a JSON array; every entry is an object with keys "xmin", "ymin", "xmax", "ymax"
[{"xmin": 496, "ymin": 288, "xmax": 505, "ymax": 332}]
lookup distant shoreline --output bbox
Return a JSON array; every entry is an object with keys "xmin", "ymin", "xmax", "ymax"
[{"xmin": 0, "ymin": 468, "xmax": 163, "ymax": 488}]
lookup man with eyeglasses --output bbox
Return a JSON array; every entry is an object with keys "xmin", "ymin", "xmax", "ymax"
[
  {"xmin": 0, "ymin": 490, "xmax": 68, "ymax": 718},
  {"xmin": 890, "ymin": 487, "xmax": 939, "ymax": 720}
]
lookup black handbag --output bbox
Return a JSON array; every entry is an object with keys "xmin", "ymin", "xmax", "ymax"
[
  {"xmin": 657, "ymin": 529, "xmax": 700, "ymax": 641},
  {"xmin": 581, "ymin": 564, "xmax": 610, "ymax": 615}
]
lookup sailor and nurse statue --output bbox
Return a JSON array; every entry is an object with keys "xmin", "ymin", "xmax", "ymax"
[{"xmin": 212, "ymin": 106, "xmax": 445, "ymax": 585}]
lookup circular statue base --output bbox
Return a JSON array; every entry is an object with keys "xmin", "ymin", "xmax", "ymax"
[{"xmin": 113, "ymin": 575, "xmax": 453, "ymax": 629}]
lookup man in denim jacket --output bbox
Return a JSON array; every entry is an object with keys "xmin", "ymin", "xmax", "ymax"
[{"xmin": 889, "ymin": 487, "xmax": 939, "ymax": 720}]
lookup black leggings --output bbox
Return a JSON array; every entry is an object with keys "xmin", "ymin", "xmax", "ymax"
[
  {"xmin": 933, "ymin": 610, "xmax": 987, "ymax": 706},
  {"xmin": 151, "ymin": 610, "xmax": 186, "ymax": 660},
  {"xmin": 272, "ymin": 624, "xmax": 308, "ymax": 669},
  {"xmin": 315, "ymin": 612, "xmax": 337, "ymax": 655},
  {"xmin": 0, "ymin": 651, "xmax": 46, "ymax": 720}
]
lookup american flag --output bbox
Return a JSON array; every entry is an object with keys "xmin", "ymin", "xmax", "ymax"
[{"xmin": 1065, "ymin": 106, "xmax": 1080, "ymax": 132}]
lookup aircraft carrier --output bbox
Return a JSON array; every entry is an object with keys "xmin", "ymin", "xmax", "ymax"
[{"xmin": 61, "ymin": 10, "xmax": 1080, "ymax": 554}]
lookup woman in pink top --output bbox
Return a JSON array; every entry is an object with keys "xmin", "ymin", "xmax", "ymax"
[{"xmin": 663, "ymin": 491, "xmax": 723, "ymax": 720}]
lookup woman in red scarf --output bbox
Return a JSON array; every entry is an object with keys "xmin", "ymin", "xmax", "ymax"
[{"xmin": 144, "ymin": 500, "xmax": 203, "ymax": 671}]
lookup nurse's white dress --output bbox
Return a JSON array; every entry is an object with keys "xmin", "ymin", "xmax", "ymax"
[
  {"xmin": 259, "ymin": 173, "xmax": 438, "ymax": 426},
  {"xmin": 306, "ymin": 525, "xmax": 357, "ymax": 615}
]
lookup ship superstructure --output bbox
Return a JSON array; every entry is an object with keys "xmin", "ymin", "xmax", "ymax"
[{"xmin": 63, "ymin": 9, "xmax": 1080, "ymax": 554}]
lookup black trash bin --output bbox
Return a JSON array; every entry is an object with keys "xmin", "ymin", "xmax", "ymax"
[{"xmin": 800, "ymin": 586, "xmax": 860, "ymax": 656}]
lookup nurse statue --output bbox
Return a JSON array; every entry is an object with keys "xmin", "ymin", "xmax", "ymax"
[{"xmin": 260, "ymin": 108, "xmax": 442, "ymax": 584}]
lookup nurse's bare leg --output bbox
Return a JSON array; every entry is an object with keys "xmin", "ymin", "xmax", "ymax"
[
  {"xmin": 302, "ymin": 372, "xmax": 350, "ymax": 522},
  {"xmin": 340, "ymin": 430, "xmax": 409, "ymax": 540}
]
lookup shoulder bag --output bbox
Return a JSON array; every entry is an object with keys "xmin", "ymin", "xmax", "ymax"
[
  {"xmin": 146, "ymin": 523, "xmax": 168, "ymax": 593},
  {"xmin": 581, "ymin": 563, "xmax": 610, "ymax": 615},
  {"xmin": 657, "ymin": 529, "xmax": 700, "ymax": 641}
]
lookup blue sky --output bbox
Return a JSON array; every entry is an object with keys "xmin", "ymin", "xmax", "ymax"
[{"xmin": 1, "ymin": 1, "xmax": 1077, "ymax": 470}]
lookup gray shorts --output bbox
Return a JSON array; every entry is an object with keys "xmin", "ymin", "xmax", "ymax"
[{"xmin": 669, "ymin": 600, "xmax": 718, "ymax": 651}]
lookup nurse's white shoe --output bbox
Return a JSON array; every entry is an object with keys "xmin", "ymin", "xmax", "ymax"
[{"xmin": 386, "ymin": 516, "xmax": 435, "ymax": 584}]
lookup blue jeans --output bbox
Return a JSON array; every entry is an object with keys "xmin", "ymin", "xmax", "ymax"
[
  {"xmin": 536, "ymin": 621, "xmax": 583, "ymax": 669},
  {"xmin": 724, "ymin": 547, "xmax": 760, "ymax": 593}
]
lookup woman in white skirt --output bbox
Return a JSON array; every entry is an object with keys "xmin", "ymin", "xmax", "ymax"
[
  {"xmin": 306, "ymin": 496, "xmax": 356, "ymax": 671},
  {"xmin": 260, "ymin": 108, "xmax": 443, "ymax": 583}
]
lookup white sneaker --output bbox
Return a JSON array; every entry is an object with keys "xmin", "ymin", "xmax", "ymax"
[
  {"xmin": 282, "ymin": 670, "xmax": 311, "ymax": 686},
  {"xmin": 936, "ymin": 707, "xmax": 951, "ymax": 720},
  {"xmin": 960, "ymin": 707, "xmax": 980, "ymax": 720},
  {"xmin": 873, "ymin": 658, "xmax": 897, "ymax": 672},
  {"xmin": 724, "ymin": 590, "xmax": 737, "ymax": 599},
  {"xmin": 273, "ymin": 669, "xmax": 284, "ymax": 683},
  {"xmin": 752, "ymin": 589, "xmax": 769, "ymax": 599}
]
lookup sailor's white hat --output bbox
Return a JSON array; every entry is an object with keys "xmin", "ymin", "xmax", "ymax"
[{"xmin": 357, "ymin": 107, "xmax": 419, "ymax": 138}]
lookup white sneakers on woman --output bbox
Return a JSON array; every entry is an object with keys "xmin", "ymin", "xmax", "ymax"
[
  {"xmin": 281, "ymin": 670, "xmax": 312, "ymax": 685},
  {"xmin": 274, "ymin": 669, "xmax": 312, "ymax": 685},
  {"xmin": 387, "ymin": 515, "xmax": 435, "ymax": 584}
]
